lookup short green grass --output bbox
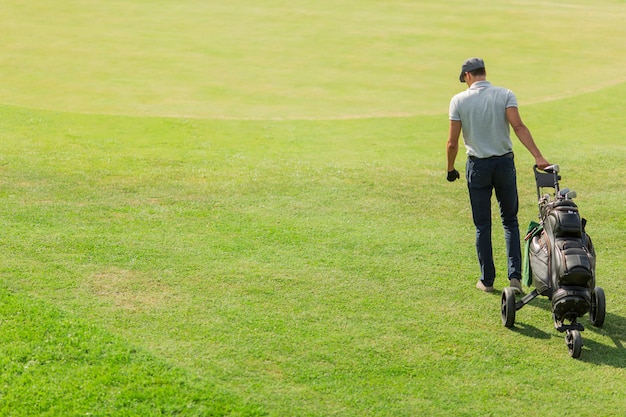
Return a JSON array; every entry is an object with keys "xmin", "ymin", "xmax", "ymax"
[
  {"xmin": 0, "ymin": 288, "xmax": 263, "ymax": 416},
  {"xmin": 1, "ymin": 85, "xmax": 625, "ymax": 415},
  {"xmin": 1, "ymin": 0, "xmax": 625, "ymax": 416}
]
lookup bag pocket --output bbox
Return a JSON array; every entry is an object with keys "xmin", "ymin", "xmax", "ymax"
[
  {"xmin": 554, "ymin": 238, "xmax": 593, "ymax": 287},
  {"xmin": 550, "ymin": 207, "xmax": 582, "ymax": 238}
]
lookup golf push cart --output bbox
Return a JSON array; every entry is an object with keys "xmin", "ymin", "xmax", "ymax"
[{"xmin": 501, "ymin": 164, "xmax": 606, "ymax": 358}]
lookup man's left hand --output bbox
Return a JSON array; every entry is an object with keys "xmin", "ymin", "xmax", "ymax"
[{"xmin": 447, "ymin": 169, "xmax": 460, "ymax": 182}]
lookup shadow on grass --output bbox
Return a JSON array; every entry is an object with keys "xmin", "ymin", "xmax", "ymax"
[
  {"xmin": 579, "ymin": 313, "xmax": 626, "ymax": 367},
  {"xmin": 504, "ymin": 291, "xmax": 626, "ymax": 367},
  {"xmin": 491, "ymin": 289, "xmax": 552, "ymax": 339},
  {"xmin": 509, "ymin": 322, "xmax": 552, "ymax": 339}
]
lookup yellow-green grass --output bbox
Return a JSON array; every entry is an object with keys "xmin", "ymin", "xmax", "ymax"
[
  {"xmin": 0, "ymin": 0, "xmax": 625, "ymax": 119},
  {"xmin": 1, "ymin": 1, "xmax": 625, "ymax": 416}
]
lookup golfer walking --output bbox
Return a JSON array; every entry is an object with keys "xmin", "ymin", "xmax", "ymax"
[{"xmin": 446, "ymin": 58, "xmax": 550, "ymax": 293}]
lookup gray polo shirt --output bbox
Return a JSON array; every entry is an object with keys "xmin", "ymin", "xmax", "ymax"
[{"xmin": 449, "ymin": 80, "xmax": 518, "ymax": 159}]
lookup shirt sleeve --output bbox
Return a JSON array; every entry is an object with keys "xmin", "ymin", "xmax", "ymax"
[
  {"xmin": 449, "ymin": 96, "xmax": 461, "ymax": 121},
  {"xmin": 505, "ymin": 89, "xmax": 518, "ymax": 108}
]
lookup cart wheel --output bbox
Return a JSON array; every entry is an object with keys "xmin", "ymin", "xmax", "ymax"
[
  {"xmin": 501, "ymin": 287, "xmax": 516, "ymax": 328},
  {"xmin": 566, "ymin": 330, "xmax": 583, "ymax": 359},
  {"xmin": 590, "ymin": 287, "xmax": 606, "ymax": 328}
]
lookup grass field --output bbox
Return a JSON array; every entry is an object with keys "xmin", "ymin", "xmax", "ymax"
[{"xmin": 1, "ymin": 1, "xmax": 625, "ymax": 416}]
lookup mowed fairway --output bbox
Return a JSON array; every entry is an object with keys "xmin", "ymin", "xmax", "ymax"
[{"xmin": 0, "ymin": 1, "xmax": 625, "ymax": 416}]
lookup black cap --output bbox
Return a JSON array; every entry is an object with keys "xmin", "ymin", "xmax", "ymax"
[{"xmin": 459, "ymin": 57, "xmax": 485, "ymax": 82}]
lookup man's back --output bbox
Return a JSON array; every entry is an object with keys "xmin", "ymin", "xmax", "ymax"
[{"xmin": 449, "ymin": 81, "xmax": 517, "ymax": 158}]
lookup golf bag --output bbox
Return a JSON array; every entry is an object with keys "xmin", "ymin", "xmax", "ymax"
[{"xmin": 528, "ymin": 197, "xmax": 596, "ymax": 322}]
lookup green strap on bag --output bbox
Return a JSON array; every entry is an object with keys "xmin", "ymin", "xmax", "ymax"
[{"xmin": 523, "ymin": 221, "xmax": 543, "ymax": 287}]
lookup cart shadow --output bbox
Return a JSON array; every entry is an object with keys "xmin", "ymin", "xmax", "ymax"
[
  {"xmin": 505, "ymin": 293, "xmax": 626, "ymax": 367},
  {"xmin": 509, "ymin": 322, "xmax": 551, "ymax": 339},
  {"xmin": 578, "ymin": 313, "xmax": 626, "ymax": 367}
]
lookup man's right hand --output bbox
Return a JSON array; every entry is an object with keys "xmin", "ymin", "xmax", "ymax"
[
  {"xmin": 447, "ymin": 169, "xmax": 460, "ymax": 182},
  {"xmin": 535, "ymin": 156, "xmax": 550, "ymax": 170}
]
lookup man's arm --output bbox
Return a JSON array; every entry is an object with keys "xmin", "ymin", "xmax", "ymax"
[
  {"xmin": 506, "ymin": 107, "xmax": 550, "ymax": 169},
  {"xmin": 447, "ymin": 120, "xmax": 462, "ymax": 171}
]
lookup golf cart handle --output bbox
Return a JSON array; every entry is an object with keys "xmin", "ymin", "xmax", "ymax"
[
  {"xmin": 535, "ymin": 164, "xmax": 560, "ymax": 174},
  {"xmin": 533, "ymin": 164, "xmax": 561, "ymax": 196}
]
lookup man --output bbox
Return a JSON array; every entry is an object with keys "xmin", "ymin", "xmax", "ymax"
[{"xmin": 446, "ymin": 57, "xmax": 550, "ymax": 293}]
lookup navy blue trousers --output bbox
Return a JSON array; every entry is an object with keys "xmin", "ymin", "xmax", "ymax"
[{"xmin": 466, "ymin": 153, "xmax": 522, "ymax": 287}]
